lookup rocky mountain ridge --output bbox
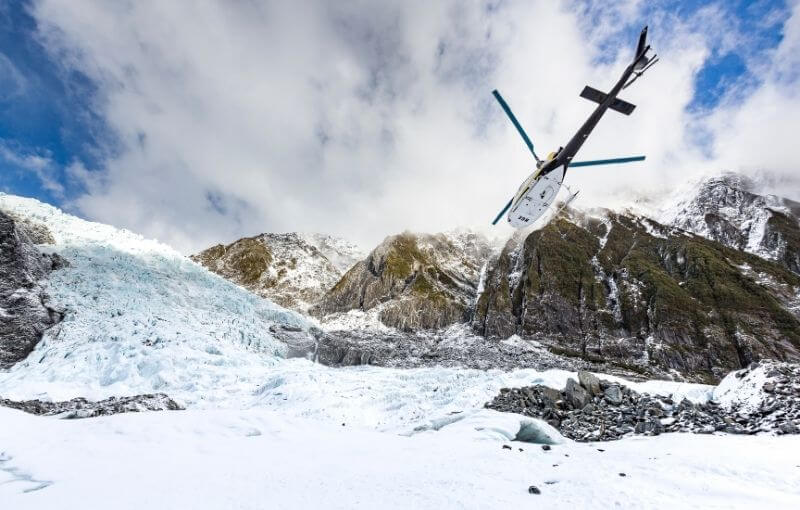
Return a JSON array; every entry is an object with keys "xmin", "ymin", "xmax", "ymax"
[
  {"xmin": 191, "ymin": 232, "xmax": 363, "ymax": 312},
  {"xmin": 185, "ymin": 173, "xmax": 800, "ymax": 382},
  {"xmin": 474, "ymin": 209, "xmax": 800, "ymax": 381},
  {"xmin": 310, "ymin": 173, "xmax": 800, "ymax": 381},
  {"xmin": 311, "ymin": 230, "xmax": 495, "ymax": 331}
]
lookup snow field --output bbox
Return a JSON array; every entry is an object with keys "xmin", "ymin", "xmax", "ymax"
[{"xmin": 1, "ymin": 406, "xmax": 798, "ymax": 510}]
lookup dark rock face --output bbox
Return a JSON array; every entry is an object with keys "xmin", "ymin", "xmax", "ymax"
[
  {"xmin": 486, "ymin": 360, "xmax": 800, "ymax": 442},
  {"xmin": 474, "ymin": 211, "xmax": 800, "ymax": 382},
  {"xmin": 0, "ymin": 393, "xmax": 183, "ymax": 418},
  {"xmin": 0, "ymin": 211, "xmax": 65, "ymax": 368},
  {"xmin": 313, "ymin": 232, "xmax": 492, "ymax": 331}
]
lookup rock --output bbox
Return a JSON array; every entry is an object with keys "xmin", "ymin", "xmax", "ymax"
[
  {"xmin": 541, "ymin": 445, "xmax": 551, "ymax": 451},
  {"xmin": 313, "ymin": 232, "xmax": 492, "ymax": 331},
  {"xmin": 619, "ymin": 473, "xmax": 627, "ymax": 477},
  {"xmin": 565, "ymin": 378, "xmax": 591, "ymax": 409},
  {"xmin": 763, "ymin": 382, "xmax": 776, "ymax": 393},
  {"xmin": 502, "ymin": 444, "xmax": 512, "ymax": 450},
  {"xmin": 0, "ymin": 393, "xmax": 183, "ymax": 418},
  {"xmin": 528, "ymin": 486, "xmax": 541, "ymax": 495},
  {"xmin": 604, "ymin": 385, "xmax": 623, "ymax": 405},
  {"xmin": 485, "ymin": 360, "xmax": 800, "ymax": 442},
  {"xmin": 578, "ymin": 371, "xmax": 602, "ymax": 396},
  {"xmin": 634, "ymin": 418, "xmax": 664, "ymax": 435},
  {"xmin": 540, "ymin": 387, "xmax": 563, "ymax": 407},
  {"xmin": 0, "ymin": 210, "xmax": 66, "ymax": 368}
]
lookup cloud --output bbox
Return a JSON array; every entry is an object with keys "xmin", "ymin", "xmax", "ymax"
[
  {"xmin": 0, "ymin": 140, "xmax": 64, "ymax": 196},
  {"xmin": 27, "ymin": 0, "xmax": 799, "ymax": 253},
  {"xmin": 697, "ymin": 0, "xmax": 800, "ymax": 200},
  {"xmin": 0, "ymin": 51, "xmax": 27, "ymax": 100}
]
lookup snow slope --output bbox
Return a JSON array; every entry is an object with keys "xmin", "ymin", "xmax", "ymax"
[
  {"xmin": 657, "ymin": 172, "xmax": 797, "ymax": 261},
  {"xmin": 2, "ymin": 406, "xmax": 798, "ymax": 510},
  {"xmin": 300, "ymin": 232, "xmax": 364, "ymax": 274},
  {"xmin": 0, "ymin": 193, "xmax": 309, "ymax": 404}
]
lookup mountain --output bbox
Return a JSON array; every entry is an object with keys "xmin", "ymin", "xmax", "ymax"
[
  {"xmin": 7, "ymin": 171, "xmax": 797, "ymax": 387},
  {"xmin": 311, "ymin": 230, "xmax": 495, "ymax": 331},
  {"xmin": 474, "ymin": 209, "xmax": 800, "ymax": 382},
  {"xmin": 191, "ymin": 232, "xmax": 363, "ymax": 312},
  {"xmin": 0, "ymin": 193, "xmax": 316, "ymax": 405},
  {"xmin": 660, "ymin": 173, "xmax": 800, "ymax": 274},
  {"xmin": 307, "ymin": 173, "xmax": 800, "ymax": 381}
]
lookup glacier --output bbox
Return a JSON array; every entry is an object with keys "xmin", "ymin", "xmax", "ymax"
[
  {"xmin": 0, "ymin": 193, "xmax": 309, "ymax": 404},
  {"xmin": 2, "ymin": 192, "xmax": 799, "ymax": 509}
]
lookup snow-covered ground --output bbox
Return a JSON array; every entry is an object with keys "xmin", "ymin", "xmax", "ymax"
[
  {"xmin": 2, "ymin": 406, "xmax": 799, "ymax": 509},
  {"xmin": 2, "ymin": 193, "xmax": 798, "ymax": 508}
]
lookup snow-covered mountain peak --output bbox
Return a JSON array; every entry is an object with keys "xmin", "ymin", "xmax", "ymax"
[
  {"xmin": 299, "ymin": 232, "xmax": 364, "ymax": 274},
  {"xmin": 192, "ymin": 231, "xmax": 362, "ymax": 312},
  {"xmin": 655, "ymin": 172, "xmax": 800, "ymax": 270}
]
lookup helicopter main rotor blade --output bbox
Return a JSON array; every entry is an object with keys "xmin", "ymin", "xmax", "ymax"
[
  {"xmin": 568, "ymin": 155, "xmax": 645, "ymax": 167},
  {"xmin": 492, "ymin": 90, "xmax": 541, "ymax": 163},
  {"xmin": 491, "ymin": 197, "xmax": 514, "ymax": 225}
]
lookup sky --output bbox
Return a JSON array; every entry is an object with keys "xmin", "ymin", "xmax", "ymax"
[{"xmin": 0, "ymin": 0, "xmax": 797, "ymax": 253}]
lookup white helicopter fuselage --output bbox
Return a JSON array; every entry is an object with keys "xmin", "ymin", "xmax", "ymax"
[{"xmin": 506, "ymin": 162, "xmax": 565, "ymax": 228}]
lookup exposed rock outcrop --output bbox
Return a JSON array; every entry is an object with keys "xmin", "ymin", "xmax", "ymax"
[
  {"xmin": 312, "ymin": 231, "xmax": 493, "ymax": 331},
  {"xmin": 474, "ymin": 210, "xmax": 800, "ymax": 381},
  {"xmin": 0, "ymin": 393, "xmax": 183, "ymax": 418},
  {"xmin": 0, "ymin": 210, "xmax": 65, "ymax": 368},
  {"xmin": 486, "ymin": 360, "xmax": 800, "ymax": 441}
]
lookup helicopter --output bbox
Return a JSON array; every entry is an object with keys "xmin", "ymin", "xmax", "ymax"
[{"xmin": 492, "ymin": 26, "xmax": 658, "ymax": 227}]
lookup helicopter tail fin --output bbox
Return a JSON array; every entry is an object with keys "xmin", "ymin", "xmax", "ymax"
[{"xmin": 635, "ymin": 26, "xmax": 648, "ymax": 64}]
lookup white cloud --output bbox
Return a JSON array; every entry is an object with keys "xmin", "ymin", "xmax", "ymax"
[
  {"xmin": 0, "ymin": 141, "xmax": 64, "ymax": 196},
  {"xmin": 0, "ymin": 52, "xmax": 27, "ymax": 100},
  {"xmin": 28, "ymin": 0, "xmax": 800, "ymax": 253}
]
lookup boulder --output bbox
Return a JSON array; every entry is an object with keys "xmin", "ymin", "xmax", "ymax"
[
  {"xmin": 634, "ymin": 418, "xmax": 664, "ymax": 435},
  {"xmin": 578, "ymin": 371, "xmax": 602, "ymax": 396},
  {"xmin": 540, "ymin": 386, "xmax": 562, "ymax": 408},
  {"xmin": 604, "ymin": 385, "xmax": 623, "ymax": 405},
  {"xmin": 565, "ymin": 378, "xmax": 591, "ymax": 409}
]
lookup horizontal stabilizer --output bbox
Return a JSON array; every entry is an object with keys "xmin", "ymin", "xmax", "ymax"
[{"xmin": 579, "ymin": 85, "xmax": 636, "ymax": 115}]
